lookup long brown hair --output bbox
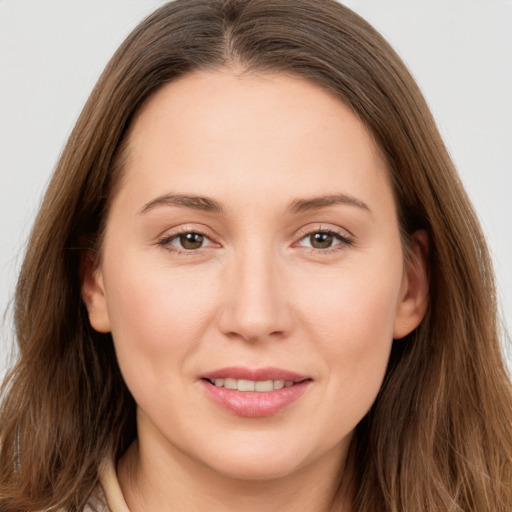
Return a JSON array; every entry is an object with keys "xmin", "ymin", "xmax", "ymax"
[{"xmin": 1, "ymin": 1, "xmax": 511, "ymax": 510}]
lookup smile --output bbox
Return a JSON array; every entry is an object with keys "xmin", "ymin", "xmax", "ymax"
[
  {"xmin": 200, "ymin": 367, "xmax": 312, "ymax": 417},
  {"xmin": 207, "ymin": 378, "xmax": 295, "ymax": 391}
]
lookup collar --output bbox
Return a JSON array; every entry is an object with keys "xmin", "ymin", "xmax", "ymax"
[{"xmin": 98, "ymin": 459, "xmax": 131, "ymax": 512}]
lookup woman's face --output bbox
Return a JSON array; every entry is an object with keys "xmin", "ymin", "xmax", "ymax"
[{"xmin": 84, "ymin": 69, "xmax": 427, "ymax": 481}]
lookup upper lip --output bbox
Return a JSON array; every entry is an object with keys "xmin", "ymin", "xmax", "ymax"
[{"xmin": 200, "ymin": 366, "xmax": 310, "ymax": 382}]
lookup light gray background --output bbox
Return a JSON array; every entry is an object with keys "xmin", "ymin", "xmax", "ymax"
[{"xmin": 1, "ymin": 0, "xmax": 511, "ymax": 379}]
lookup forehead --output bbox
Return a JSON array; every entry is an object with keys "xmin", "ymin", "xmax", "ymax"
[{"xmin": 117, "ymin": 69, "xmax": 392, "ymax": 214}]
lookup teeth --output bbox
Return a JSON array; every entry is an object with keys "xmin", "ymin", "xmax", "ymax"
[
  {"xmin": 238, "ymin": 379, "xmax": 255, "ymax": 391},
  {"xmin": 210, "ymin": 378, "xmax": 295, "ymax": 391},
  {"xmin": 224, "ymin": 378, "xmax": 237, "ymax": 389},
  {"xmin": 254, "ymin": 380, "xmax": 273, "ymax": 392}
]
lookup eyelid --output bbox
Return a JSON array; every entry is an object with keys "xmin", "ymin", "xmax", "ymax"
[
  {"xmin": 155, "ymin": 223, "xmax": 353, "ymax": 254},
  {"xmin": 292, "ymin": 224, "xmax": 354, "ymax": 251},
  {"xmin": 294, "ymin": 223, "xmax": 353, "ymax": 239},
  {"xmin": 156, "ymin": 225, "xmax": 221, "ymax": 253}
]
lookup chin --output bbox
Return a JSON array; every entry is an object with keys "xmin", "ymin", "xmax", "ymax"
[
  {"xmin": 196, "ymin": 436, "xmax": 324, "ymax": 482},
  {"xmin": 209, "ymin": 455, "xmax": 305, "ymax": 482}
]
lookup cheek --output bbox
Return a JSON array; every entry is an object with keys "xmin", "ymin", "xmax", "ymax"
[
  {"xmin": 101, "ymin": 253, "xmax": 220, "ymax": 383},
  {"xmin": 297, "ymin": 256, "xmax": 403, "ymax": 412},
  {"xmin": 301, "ymin": 264, "xmax": 401, "ymax": 347}
]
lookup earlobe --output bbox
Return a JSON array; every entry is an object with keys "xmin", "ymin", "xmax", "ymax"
[
  {"xmin": 80, "ymin": 252, "xmax": 111, "ymax": 333},
  {"xmin": 393, "ymin": 230, "xmax": 429, "ymax": 339}
]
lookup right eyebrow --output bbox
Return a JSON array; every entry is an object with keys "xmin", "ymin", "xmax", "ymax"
[
  {"xmin": 138, "ymin": 193, "xmax": 224, "ymax": 215},
  {"xmin": 287, "ymin": 193, "xmax": 371, "ymax": 215}
]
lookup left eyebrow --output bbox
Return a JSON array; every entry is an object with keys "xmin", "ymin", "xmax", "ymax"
[
  {"xmin": 138, "ymin": 193, "xmax": 224, "ymax": 215},
  {"xmin": 287, "ymin": 194, "xmax": 371, "ymax": 214}
]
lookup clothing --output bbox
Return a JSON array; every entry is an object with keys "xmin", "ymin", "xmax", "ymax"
[{"xmin": 85, "ymin": 459, "xmax": 130, "ymax": 512}]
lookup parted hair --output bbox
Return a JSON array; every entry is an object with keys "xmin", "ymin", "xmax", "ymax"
[{"xmin": 1, "ymin": 1, "xmax": 511, "ymax": 510}]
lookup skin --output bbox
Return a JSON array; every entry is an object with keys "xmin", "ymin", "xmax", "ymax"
[{"xmin": 83, "ymin": 68, "xmax": 428, "ymax": 512}]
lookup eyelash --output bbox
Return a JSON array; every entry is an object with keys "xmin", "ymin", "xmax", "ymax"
[
  {"xmin": 157, "ymin": 227, "xmax": 353, "ymax": 255},
  {"xmin": 295, "ymin": 228, "xmax": 353, "ymax": 253},
  {"xmin": 157, "ymin": 227, "xmax": 216, "ymax": 255}
]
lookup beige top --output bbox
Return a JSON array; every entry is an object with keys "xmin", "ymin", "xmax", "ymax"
[{"xmin": 85, "ymin": 459, "xmax": 130, "ymax": 512}]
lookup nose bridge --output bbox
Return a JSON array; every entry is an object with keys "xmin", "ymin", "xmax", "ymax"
[{"xmin": 219, "ymin": 241, "xmax": 289, "ymax": 342}]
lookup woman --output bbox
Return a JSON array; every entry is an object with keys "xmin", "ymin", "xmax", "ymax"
[{"xmin": 1, "ymin": 1, "xmax": 511, "ymax": 510}]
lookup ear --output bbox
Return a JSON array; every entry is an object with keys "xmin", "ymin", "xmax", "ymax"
[
  {"xmin": 393, "ymin": 230, "xmax": 429, "ymax": 339},
  {"xmin": 80, "ymin": 251, "xmax": 111, "ymax": 333}
]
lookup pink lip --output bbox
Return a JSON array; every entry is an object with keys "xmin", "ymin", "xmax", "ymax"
[
  {"xmin": 200, "ymin": 367, "xmax": 312, "ymax": 418},
  {"xmin": 201, "ymin": 366, "xmax": 309, "ymax": 382}
]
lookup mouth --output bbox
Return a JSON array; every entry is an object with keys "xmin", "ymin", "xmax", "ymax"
[
  {"xmin": 200, "ymin": 367, "xmax": 312, "ymax": 417},
  {"xmin": 204, "ymin": 378, "xmax": 297, "ymax": 391}
]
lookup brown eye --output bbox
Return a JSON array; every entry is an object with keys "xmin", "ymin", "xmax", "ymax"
[
  {"xmin": 179, "ymin": 232, "xmax": 204, "ymax": 250},
  {"xmin": 309, "ymin": 232, "xmax": 334, "ymax": 249},
  {"xmin": 296, "ymin": 229, "xmax": 352, "ymax": 252},
  {"xmin": 159, "ymin": 230, "xmax": 217, "ymax": 253}
]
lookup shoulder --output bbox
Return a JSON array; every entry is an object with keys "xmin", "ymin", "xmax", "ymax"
[
  {"xmin": 84, "ymin": 489, "xmax": 110, "ymax": 512},
  {"xmin": 84, "ymin": 503, "xmax": 109, "ymax": 512}
]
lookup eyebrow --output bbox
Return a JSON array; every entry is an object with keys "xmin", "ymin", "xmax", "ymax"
[
  {"xmin": 139, "ymin": 194, "xmax": 224, "ymax": 215},
  {"xmin": 287, "ymin": 194, "xmax": 371, "ymax": 214},
  {"xmin": 138, "ymin": 192, "xmax": 370, "ymax": 216}
]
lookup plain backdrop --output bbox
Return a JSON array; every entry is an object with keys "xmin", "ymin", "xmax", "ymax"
[{"xmin": 1, "ymin": 0, "xmax": 511, "ymax": 380}]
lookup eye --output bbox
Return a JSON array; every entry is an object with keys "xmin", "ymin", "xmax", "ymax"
[
  {"xmin": 159, "ymin": 231, "xmax": 215, "ymax": 251},
  {"xmin": 177, "ymin": 232, "xmax": 206, "ymax": 250},
  {"xmin": 297, "ymin": 230, "xmax": 352, "ymax": 250}
]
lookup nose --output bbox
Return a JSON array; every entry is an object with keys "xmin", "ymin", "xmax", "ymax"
[{"xmin": 217, "ymin": 246, "xmax": 292, "ymax": 343}]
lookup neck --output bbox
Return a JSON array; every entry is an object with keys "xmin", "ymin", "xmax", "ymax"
[{"xmin": 117, "ymin": 435, "xmax": 354, "ymax": 512}]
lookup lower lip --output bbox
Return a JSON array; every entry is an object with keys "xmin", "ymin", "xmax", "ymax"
[{"xmin": 201, "ymin": 380, "xmax": 311, "ymax": 418}]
